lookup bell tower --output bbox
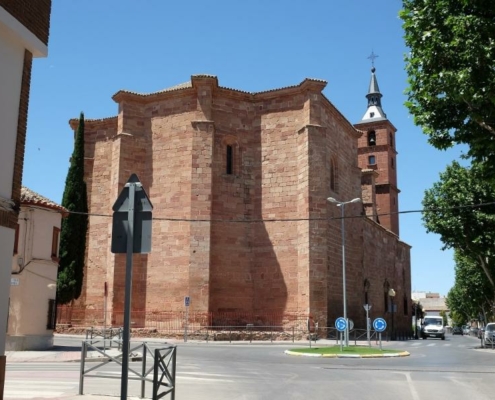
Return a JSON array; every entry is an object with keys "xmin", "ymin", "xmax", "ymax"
[{"xmin": 355, "ymin": 63, "xmax": 400, "ymax": 235}]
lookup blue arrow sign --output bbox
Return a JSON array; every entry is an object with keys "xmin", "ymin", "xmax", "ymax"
[
  {"xmin": 335, "ymin": 317, "xmax": 347, "ymax": 332},
  {"xmin": 373, "ymin": 317, "xmax": 387, "ymax": 332}
]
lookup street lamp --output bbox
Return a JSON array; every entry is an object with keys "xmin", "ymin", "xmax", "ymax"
[
  {"xmin": 388, "ymin": 288, "xmax": 396, "ymax": 340},
  {"xmin": 327, "ymin": 196, "xmax": 362, "ymax": 347}
]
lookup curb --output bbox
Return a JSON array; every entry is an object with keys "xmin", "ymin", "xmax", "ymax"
[{"xmin": 284, "ymin": 350, "xmax": 410, "ymax": 358}]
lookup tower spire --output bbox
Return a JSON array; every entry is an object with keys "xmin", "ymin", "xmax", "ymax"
[{"xmin": 360, "ymin": 52, "xmax": 387, "ymax": 122}]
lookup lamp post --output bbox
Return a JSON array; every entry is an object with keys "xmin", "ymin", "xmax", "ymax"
[
  {"xmin": 327, "ymin": 196, "xmax": 362, "ymax": 347},
  {"xmin": 388, "ymin": 288, "xmax": 396, "ymax": 340}
]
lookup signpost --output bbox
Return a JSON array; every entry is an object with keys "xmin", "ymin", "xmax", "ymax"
[
  {"xmin": 335, "ymin": 317, "xmax": 347, "ymax": 351},
  {"xmin": 363, "ymin": 304, "xmax": 372, "ymax": 347},
  {"xmin": 373, "ymin": 317, "xmax": 387, "ymax": 350},
  {"xmin": 184, "ymin": 296, "xmax": 190, "ymax": 342},
  {"xmin": 111, "ymin": 174, "xmax": 153, "ymax": 400}
]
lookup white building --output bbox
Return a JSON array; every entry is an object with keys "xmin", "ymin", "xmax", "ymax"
[{"xmin": 7, "ymin": 187, "xmax": 65, "ymax": 350}]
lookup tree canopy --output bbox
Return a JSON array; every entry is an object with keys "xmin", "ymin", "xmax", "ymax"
[
  {"xmin": 57, "ymin": 112, "xmax": 88, "ymax": 305},
  {"xmin": 446, "ymin": 251, "xmax": 494, "ymax": 324},
  {"xmin": 400, "ymin": 0, "xmax": 495, "ymax": 168},
  {"xmin": 422, "ymin": 161, "xmax": 495, "ymax": 292}
]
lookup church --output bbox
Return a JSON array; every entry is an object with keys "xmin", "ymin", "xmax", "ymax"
[{"xmin": 69, "ymin": 67, "xmax": 411, "ymax": 334}]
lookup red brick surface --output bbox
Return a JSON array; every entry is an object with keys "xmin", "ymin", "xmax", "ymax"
[
  {"xmin": 0, "ymin": 0, "xmax": 52, "ymax": 45},
  {"xmin": 72, "ymin": 76, "xmax": 411, "ymax": 333}
]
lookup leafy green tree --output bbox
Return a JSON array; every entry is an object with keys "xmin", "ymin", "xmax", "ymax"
[
  {"xmin": 446, "ymin": 251, "xmax": 494, "ymax": 322},
  {"xmin": 422, "ymin": 161, "xmax": 495, "ymax": 294},
  {"xmin": 57, "ymin": 112, "xmax": 88, "ymax": 304},
  {"xmin": 400, "ymin": 1, "xmax": 495, "ymax": 168}
]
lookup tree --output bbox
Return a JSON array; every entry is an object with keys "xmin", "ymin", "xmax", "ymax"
[
  {"xmin": 422, "ymin": 161, "xmax": 495, "ymax": 295},
  {"xmin": 57, "ymin": 112, "xmax": 88, "ymax": 304},
  {"xmin": 400, "ymin": 1, "xmax": 495, "ymax": 168},
  {"xmin": 446, "ymin": 251, "xmax": 494, "ymax": 323}
]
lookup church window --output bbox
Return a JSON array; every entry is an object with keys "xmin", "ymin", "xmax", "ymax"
[
  {"xmin": 330, "ymin": 158, "xmax": 338, "ymax": 192},
  {"xmin": 389, "ymin": 132, "xmax": 394, "ymax": 148},
  {"xmin": 367, "ymin": 131, "xmax": 376, "ymax": 146},
  {"xmin": 383, "ymin": 280, "xmax": 390, "ymax": 312},
  {"xmin": 364, "ymin": 279, "xmax": 370, "ymax": 305},
  {"xmin": 226, "ymin": 145, "xmax": 233, "ymax": 175},
  {"xmin": 370, "ymin": 112, "xmax": 375, "ymax": 118},
  {"xmin": 368, "ymin": 155, "xmax": 376, "ymax": 165},
  {"xmin": 391, "ymin": 157, "xmax": 395, "ymax": 169}
]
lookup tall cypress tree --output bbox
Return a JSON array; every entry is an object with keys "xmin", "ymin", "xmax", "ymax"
[{"xmin": 57, "ymin": 112, "xmax": 88, "ymax": 304}]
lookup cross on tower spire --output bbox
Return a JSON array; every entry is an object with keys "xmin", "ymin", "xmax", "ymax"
[{"xmin": 367, "ymin": 50, "xmax": 379, "ymax": 69}]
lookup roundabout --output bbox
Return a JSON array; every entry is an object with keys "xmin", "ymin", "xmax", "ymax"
[{"xmin": 284, "ymin": 345, "xmax": 410, "ymax": 358}]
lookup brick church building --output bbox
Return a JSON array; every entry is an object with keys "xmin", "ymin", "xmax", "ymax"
[{"xmin": 70, "ymin": 68, "xmax": 411, "ymax": 333}]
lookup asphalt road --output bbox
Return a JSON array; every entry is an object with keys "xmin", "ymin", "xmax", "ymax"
[{"xmin": 6, "ymin": 334, "xmax": 495, "ymax": 400}]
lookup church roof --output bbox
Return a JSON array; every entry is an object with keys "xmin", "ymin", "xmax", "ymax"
[
  {"xmin": 21, "ymin": 187, "xmax": 67, "ymax": 214},
  {"xmin": 112, "ymin": 75, "xmax": 328, "ymax": 99}
]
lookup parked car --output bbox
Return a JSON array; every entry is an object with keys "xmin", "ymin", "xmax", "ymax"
[
  {"xmin": 484, "ymin": 323, "xmax": 495, "ymax": 345},
  {"xmin": 462, "ymin": 326, "xmax": 471, "ymax": 335},
  {"xmin": 452, "ymin": 326, "xmax": 463, "ymax": 335},
  {"xmin": 469, "ymin": 326, "xmax": 480, "ymax": 337}
]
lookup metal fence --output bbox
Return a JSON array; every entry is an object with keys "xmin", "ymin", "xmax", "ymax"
[{"xmin": 58, "ymin": 306, "xmax": 413, "ymax": 342}]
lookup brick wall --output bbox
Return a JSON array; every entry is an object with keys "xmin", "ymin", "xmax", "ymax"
[
  {"xmin": 0, "ymin": 50, "xmax": 32, "ymax": 230},
  {"xmin": 0, "ymin": 0, "xmax": 52, "ymax": 45},
  {"xmin": 76, "ymin": 77, "xmax": 411, "ymax": 330}
]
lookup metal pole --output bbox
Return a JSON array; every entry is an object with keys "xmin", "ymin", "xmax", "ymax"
[
  {"xmin": 104, "ymin": 282, "xmax": 107, "ymax": 353},
  {"xmin": 79, "ymin": 341, "xmax": 86, "ymax": 395},
  {"xmin": 390, "ymin": 296, "xmax": 395, "ymax": 340},
  {"xmin": 184, "ymin": 306, "xmax": 188, "ymax": 342},
  {"xmin": 121, "ymin": 182, "xmax": 136, "ymax": 400},
  {"xmin": 341, "ymin": 203, "xmax": 348, "ymax": 347},
  {"xmin": 141, "ymin": 343, "xmax": 146, "ymax": 399}
]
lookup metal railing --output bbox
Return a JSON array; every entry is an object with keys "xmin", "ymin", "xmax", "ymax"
[
  {"xmin": 153, "ymin": 347, "xmax": 176, "ymax": 400},
  {"xmin": 79, "ymin": 340, "xmax": 177, "ymax": 399}
]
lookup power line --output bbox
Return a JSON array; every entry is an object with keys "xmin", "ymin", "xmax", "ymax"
[{"xmin": 21, "ymin": 200, "xmax": 495, "ymax": 223}]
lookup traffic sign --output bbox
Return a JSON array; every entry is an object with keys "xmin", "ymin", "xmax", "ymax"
[
  {"xmin": 348, "ymin": 319, "xmax": 354, "ymax": 331},
  {"xmin": 373, "ymin": 317, "xmax": 387, "ymax": 332},
  {"xmin": 184, "ymin": 296, "xmax": 190, "ymax": 307},
  {"xmin": 335, "ymin": 317, "xmax": 347, "ymax": 332},
  {"xmin": 111, "ymin": 174, "xmax": 153, "ymax": 254}
]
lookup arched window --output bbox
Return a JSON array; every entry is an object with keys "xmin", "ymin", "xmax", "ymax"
[
  {"xmin": 368, "ymin": 131, "xmax": 376, "ymax": 146},
  {"xmin": 364, "ymin": 279, "xmax": 371, "ymax": 305},
  {"xmin": 226, "ymin": 145, "xmax": 233, "ymax": 175},
  {"xmin": 383, "ymin": 280, "xmax": 390, "ymax": 312}
]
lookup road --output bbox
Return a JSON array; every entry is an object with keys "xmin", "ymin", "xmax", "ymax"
[{"xmin": 5, "ymin": 334, "xmax": 495, "ymax": 399}]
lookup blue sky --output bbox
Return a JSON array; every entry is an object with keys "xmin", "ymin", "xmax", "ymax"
[{"xmin": 24, "ymin": 0, "xmax": 466, "ymax": 296}]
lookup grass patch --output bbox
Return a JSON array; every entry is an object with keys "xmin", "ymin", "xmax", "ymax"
[{"xmin": 288, "ymin": 345, "xmax": 401, "ymax": 355}]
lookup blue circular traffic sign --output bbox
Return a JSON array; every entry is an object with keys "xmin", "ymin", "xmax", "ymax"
[
  {"xmin": 335, "ymin": 317, "xmax": 347, "ymax": 332},
  {"xmin": 373, "ymin": 318, "xmax": 387, "ymax": 332}
]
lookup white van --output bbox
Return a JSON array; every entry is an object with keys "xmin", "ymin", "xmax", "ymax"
[{"xmin": 421, "ymin": 316, "xmax": 445, "ymax": 340}]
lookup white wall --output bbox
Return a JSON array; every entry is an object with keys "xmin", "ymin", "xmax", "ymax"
[
  {"xmin": 8, "ymin": 206, "xmax": 62, "ymax": 350},
  {"xmin": 0, "ymin": 227, "xmax": 14, "ymax": 355},
  {"xmin": 0, "ymin": 24, "xmax": 23, "ymax": 200}
]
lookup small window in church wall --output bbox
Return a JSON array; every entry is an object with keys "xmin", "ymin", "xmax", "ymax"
[
  {"xmin": 226, "ymin": 145, "xmax": 233, "ymax": 175},
  {"xmin": 391, "ymin": 157, "xmax": 395, "ymax": 169},
  {"xmin": 368, "ymin": 155, "xmax": 376, "ymax": 165},
  {"xmin": 330, "ymin": 158, "xmax": 338, "ymax": 192},
  {"xmin": 389, "ymin": 132, "xmax": 394, "ymax": 148},
  {"xmin": 368, "ymin": 131, "xmax": 376, "ymax": 146}
]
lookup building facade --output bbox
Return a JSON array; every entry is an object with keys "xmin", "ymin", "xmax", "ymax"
[
  {"xmin": 71, "ymin": 71, "xmax": 411, "ymax": 334},
  {"xmin": 0, "ymin": 0, "xmax": 52, "ymax": 394},
  {"xmin": 8, "ymin": 187, "xmax": 66, "ymax": 350}
]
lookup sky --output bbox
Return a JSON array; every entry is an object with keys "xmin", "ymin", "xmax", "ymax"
[{"xmin": 23, "ymin": 0, "xmax": 468, "ymax": 297}]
